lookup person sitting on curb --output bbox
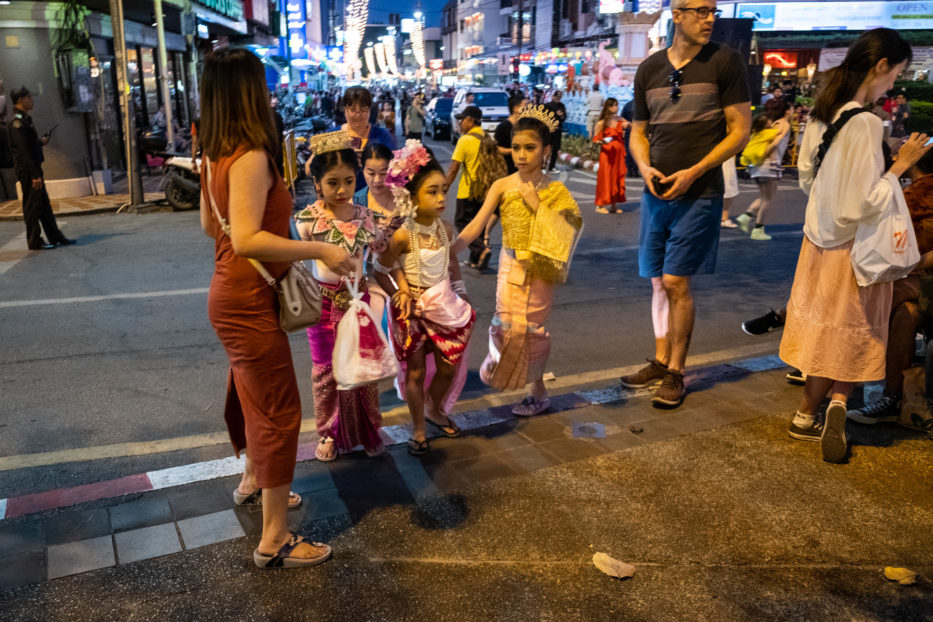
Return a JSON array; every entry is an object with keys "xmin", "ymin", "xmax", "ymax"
[{"xmin": 847, "ymin": 146, "xmax": 933, "ymax": 432}]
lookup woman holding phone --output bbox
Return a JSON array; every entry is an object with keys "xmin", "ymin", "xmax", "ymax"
[{"xmin": 779, "ymin": 28, "xmax": 932, "ymax": 463}]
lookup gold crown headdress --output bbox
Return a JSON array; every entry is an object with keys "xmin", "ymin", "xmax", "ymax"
[
  {"xmin": 517, "ymin": 105, "xmax": 559, "ymax": 133},
  {"xmin": 307, "ymin": 129, "xmax": 353, "ymax": 155}
]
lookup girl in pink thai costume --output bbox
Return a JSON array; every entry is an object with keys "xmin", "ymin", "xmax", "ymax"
[
  {"xmin": 295, "ymin": 130, "xmax": 382, "ymax": 463},
  {"xmin": 374, "ymin": 142, "xmax": 476, "ymax": 456},
  {"xmin": 354, "ymin": 142, "xmax": 405, "ymax": 322}
]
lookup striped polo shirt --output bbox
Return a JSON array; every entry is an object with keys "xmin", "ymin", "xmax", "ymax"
[{"xmin": 634, "ymin": 42, "xmax": 750, "ymax": 198}]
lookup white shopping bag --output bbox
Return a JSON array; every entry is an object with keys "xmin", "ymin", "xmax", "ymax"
[
  {"xmin": 850, "ymin": 178, "xmax": 920, "ymax": 287},
  {"xmin": 332, "ymin": 270, "xmax": 399, "ymax": 391}
]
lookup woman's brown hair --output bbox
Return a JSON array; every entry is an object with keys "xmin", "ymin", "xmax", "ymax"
[
  {"xmin": 811, "ymin": 28, "xmax": 911, "ymax": 125},
  {"xmin": 199, "ymin": 47, "xmax": 278, "ymax": 161},
  {"xmin": 598, "ymin": 97, "xmax": 618, "ymax": 124}
]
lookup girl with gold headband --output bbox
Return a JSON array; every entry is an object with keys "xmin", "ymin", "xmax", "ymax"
[
  {"xmin": 453, "ymin": 105, "xmax": 583, "ymax": 416},
  {"xmin": 294, "ymin": 129, "xmax": 382, "ymax": 462}
]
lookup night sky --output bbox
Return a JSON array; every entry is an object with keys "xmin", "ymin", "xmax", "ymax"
[{"xmin": 368, "ymin": 1, "xmax": 442, "ymax": 28}]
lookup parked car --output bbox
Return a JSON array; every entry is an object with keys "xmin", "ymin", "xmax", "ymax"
[
  {"xmin": 450, "ymin": 87, "xmax": 510, "ymax": 144},
  {"xmin": 424, "ymin": 96, "xmax": 454, "ymax": 140}
]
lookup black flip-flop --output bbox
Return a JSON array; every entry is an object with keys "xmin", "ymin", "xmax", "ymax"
[
  {"xmin": 407, "ymin": 438, "xmax": 430, "ymax": 456},
  {"xmin": 253, "ymin": 534, "xmax": 332, "ymax": 569},
  {"xmin": 234, "ymin": 489, "xmax": 302, "ymax": 510},
  {"xmin": 427, "ymin": 416, "xmax": 462, "ymax": 438}
]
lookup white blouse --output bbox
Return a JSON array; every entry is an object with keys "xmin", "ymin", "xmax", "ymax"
[{"xmin": 798, "ymin": 101, "xmax": 904, "ymax": 248}]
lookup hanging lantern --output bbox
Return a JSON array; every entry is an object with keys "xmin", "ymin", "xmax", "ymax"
[{"xmin": 374, "ymin": 42, "xmax": 389, "ymax": 75}]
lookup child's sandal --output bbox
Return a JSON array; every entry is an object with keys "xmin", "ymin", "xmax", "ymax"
[{"xmin": 406, "ymin": 438, "xmax": 430, "ymax": 456}]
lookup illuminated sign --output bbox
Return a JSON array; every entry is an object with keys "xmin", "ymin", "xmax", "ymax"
[
  {"xmin": 196, "ymin": 0, "xmax": 244, "ymax": 21},
  {"xmin": 429, "ymin": 58, "xmax": 443, "ymax": 70},
  {"xmin": 326, "ymin": 46, "xmax": 343, "ymax": 62},
  {"xmin": 284, "ymin": 0, "xmax": 307, "ymax": 59},
  {"xmin": 763, "ymin": 51, "xmax": 798, "ymax": 69},
  {"xmin": 736, "ymin": 2, "xmax": 933, "ymax": 31}
]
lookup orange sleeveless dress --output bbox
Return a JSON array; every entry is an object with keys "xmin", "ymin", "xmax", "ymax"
[{"xmin": 204, "ymin": 147, "xmax": 300, "ymax": 489}]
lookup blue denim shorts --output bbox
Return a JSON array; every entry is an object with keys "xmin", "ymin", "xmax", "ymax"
[{"xmin": 638, "ymin": 193, "xmax": 723, "ymax": 278}]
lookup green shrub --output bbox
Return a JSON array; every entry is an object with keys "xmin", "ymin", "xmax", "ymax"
[
  {"xmin": 561, "ymin": 134, "xmax": 600, "ymax": 161},
  {"xmin": 894, "ymin": 80, "xmax": 933, "ymax": 102},
  {"xmin": 910, "ymin": 101, "xmax": 933, "ymax": 134}
]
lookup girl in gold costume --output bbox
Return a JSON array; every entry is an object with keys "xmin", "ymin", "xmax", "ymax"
[{"xmin": 453, "ymin": 105, "xmax": 582, "ymax": 416}]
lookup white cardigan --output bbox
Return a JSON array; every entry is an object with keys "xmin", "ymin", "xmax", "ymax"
[{"xmin": 798, "ymin": 101, "xmax": 904, "ymax": 248}]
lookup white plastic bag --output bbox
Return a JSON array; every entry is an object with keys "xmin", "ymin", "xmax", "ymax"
[
  {"xmin": 332, "ymin": 272, "xmax": 398, "ymax": 391},
  {"xmin": 850, "ymin": 179, "xmax": 920, "ymax": 287}
]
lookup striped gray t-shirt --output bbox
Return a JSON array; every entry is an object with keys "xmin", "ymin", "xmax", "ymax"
[{"xmin": 634, "ymin": 42, "xmax": 750, "ymax": 198}]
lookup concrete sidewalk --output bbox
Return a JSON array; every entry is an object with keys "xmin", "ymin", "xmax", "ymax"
[
  {"xmin": 0, "ymin": 359, "xmax": 931, "ymax": 620},
  {"xmin": 0, "ymin": 175, "xmax": 164, "ymax": 221}
]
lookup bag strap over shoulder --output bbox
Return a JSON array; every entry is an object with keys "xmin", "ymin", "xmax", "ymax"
[
  {"xmin": 203, "ymin": 157, "xmax": 278, "ymax": 289},
  {"xmin": 813, "ymin": 108, "xmax": 869, "ymax": 176}
]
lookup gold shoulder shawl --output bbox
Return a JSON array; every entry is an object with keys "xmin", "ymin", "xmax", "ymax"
[{"xmin": 501, "ymin": 181, "xmax": 582, "ymax": 283}]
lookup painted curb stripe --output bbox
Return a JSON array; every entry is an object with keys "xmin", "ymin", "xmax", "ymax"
[
  {"xmin": 0, "ymin": 354, "xmax": 788, "ymax": 521},
  {"xmin": 3, "ymin": 473, "xmax": 152, "ymax": 520}
]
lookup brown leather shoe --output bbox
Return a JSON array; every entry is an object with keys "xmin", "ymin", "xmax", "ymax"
[
  {"xmin": 651, "ymin": 369, "xmax": 685, "ymax": 408},
  {"xmin": 619, "ymin": 358, "xmax": 668, "ymax": 389}
]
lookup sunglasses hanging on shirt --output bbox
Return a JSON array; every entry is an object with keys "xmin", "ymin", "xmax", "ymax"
[{"xmin": 669, "ymin": 68, "xmax": 684, "ymax": 103}]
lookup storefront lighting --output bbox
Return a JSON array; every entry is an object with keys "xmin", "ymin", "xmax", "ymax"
[{"xmin": 807, "ymin": 61, "xmax": 817, "ymax": 83}]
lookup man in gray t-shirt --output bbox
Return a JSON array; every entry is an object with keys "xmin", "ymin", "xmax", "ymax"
[{"xmin": 620, "ymin": 0, "xmax": 751, "ymax": 408}]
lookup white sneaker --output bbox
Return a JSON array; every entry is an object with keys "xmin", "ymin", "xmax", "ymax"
[
  {"xmin": 750, "ymin": 227, "xmax": 772, "ymax": 241},
  {"xmin": 735, "ymin": 213, "xmax": 752, "ymax": 233}
]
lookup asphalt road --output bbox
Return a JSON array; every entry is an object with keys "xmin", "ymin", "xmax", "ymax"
[{"xmin": 0, "ymin": 133, "xmax": 809, "ymax": 498}]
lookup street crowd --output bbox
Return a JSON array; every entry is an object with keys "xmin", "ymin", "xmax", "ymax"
[{"xmin": 5, "ymin": 0, "xmax": 931, "ymax": 572}]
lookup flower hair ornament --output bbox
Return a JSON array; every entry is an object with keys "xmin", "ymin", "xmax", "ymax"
[{"xmin": 383, "ymin": 139, "xmax": 432, "ymax": 219}]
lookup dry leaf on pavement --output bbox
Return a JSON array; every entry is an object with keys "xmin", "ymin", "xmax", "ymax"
[
  {"xmin": 884, "ymin": 566, "xmax": 918, "ymax": 585},
  {"xmin": 593, "ymin": 552, "xmax": 636, "ymax": 580}
]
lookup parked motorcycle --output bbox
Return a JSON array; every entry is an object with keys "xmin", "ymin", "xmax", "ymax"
[
  {"xmin": 139, "ymin": 129, "xmax": 200, "ymax": 211},
  {"xmin": 161, "ymin": 156, "xmax": 201, "ymax": 211}
]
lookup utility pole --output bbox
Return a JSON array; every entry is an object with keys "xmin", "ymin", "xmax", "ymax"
[
  {"xmin": 154, "ymin": 0, "xmax": 174, "ymax": 149},
  {"xmin": 109, "ymin": 0, "xmax": 144, "ymax": 208}
]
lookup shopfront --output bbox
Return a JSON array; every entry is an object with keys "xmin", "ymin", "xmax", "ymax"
[{"xmin": 0, "ymin": 1, "xmax": 243, "ymax": 197}]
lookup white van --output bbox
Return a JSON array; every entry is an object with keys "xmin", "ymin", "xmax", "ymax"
[{"xmin": 450, "ymin": 87, "xmax": 510, "ymax": 144}]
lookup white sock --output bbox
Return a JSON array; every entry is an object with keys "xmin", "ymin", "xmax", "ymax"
[{"xmin": 793, "ymin": 411, "xmax": 815, "ymax": 427}]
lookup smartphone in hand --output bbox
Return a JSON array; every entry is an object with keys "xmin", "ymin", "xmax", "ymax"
[{"xmin": 652, "ymin": 176, "xmax": 672, "ymax": 196}]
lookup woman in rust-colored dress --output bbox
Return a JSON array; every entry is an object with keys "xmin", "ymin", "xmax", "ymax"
[{"xmin": 200, "ymin": 47, "xmax": 354, "ymax": 569}]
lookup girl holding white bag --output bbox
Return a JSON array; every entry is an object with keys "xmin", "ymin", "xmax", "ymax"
[
  {"xmin": 374, "ymin": 141, "xmax": 476, "ymax": 456},
  {"xmin": 296, "ymin": 130, "xmax": 388, "ymax": 462},
  {"xmin": 779, "ymin": 28, "xmax": 932, "ymax": 463}
]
